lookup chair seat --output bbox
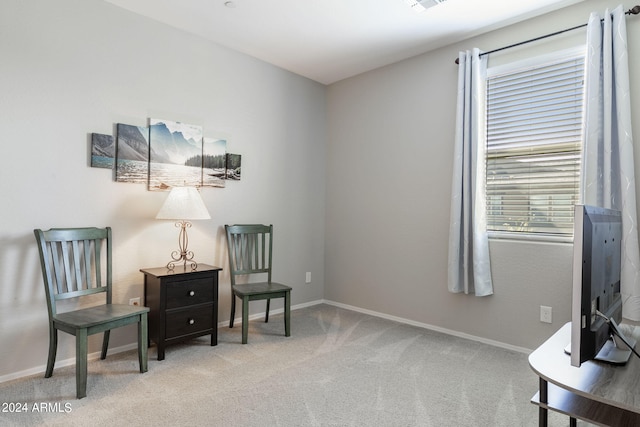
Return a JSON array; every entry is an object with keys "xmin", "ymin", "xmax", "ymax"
[
  {"xmin": 54, "ymin": 304, "xmax": 149, "ymax": 329},
  {"xmin": 232, "ymin": 282, "xmax": 291, "ymax": 297}
]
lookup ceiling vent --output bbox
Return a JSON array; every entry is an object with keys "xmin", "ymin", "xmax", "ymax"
[{"xmin": 404, "ymin": 0, "xmax": 447, "ymax": 13}]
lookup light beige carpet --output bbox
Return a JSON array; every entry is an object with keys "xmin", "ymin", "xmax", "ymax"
[{"xmin": 1, "ymin": 304, "xmax": 574, "ymax": 426}]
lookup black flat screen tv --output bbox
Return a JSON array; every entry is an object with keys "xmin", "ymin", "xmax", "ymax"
[{"xmin": 569, "ymin": 204, "xmax": 636, "ymax": 367}]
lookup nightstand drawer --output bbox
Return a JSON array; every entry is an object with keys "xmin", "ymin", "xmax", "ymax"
[
  {"xmin": 166, "ymin": 278, "xmax": 214, "ymax": 309},
  {"xmin": 165, "ymin": 304, "xmax": 213, "ymax": 339}
]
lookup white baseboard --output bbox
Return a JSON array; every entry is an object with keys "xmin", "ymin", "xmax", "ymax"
[
  {"xmin": 321, "ymin": 299, "xmax": 532, "ymax": 354},
  {"xmin": 1, "ymin": 298, "xmax": 529, "ymax": 384},
  {"xmin": 0, "ymin": 342, "xmax": 139, "ymax": 384},
  {"xmin": 0, "ymin": 301, "xmax": 325, "ymax": 385},
  {"xmin": 221, "ymin": 299, "xmax": 324, "ymax": 327},
  {"xmin": 228, "ymin": 297, "xmax": 532, "ymax": 353}
]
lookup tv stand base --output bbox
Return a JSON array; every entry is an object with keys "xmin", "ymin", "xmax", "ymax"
[{"xmin": 594, "ymin": 334, "xmax": 636, "ymax": 365}]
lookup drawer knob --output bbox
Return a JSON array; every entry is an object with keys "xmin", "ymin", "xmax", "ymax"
[
  {"xmin": 189, "ymin": 291, "xmax": 195, "ymax": 296},
  {"xmin": 189, "ymin": 319, "xmax": 195, "ymax": 325}
]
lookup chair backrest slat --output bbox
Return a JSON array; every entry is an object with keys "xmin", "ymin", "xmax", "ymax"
[
  {"xmin": 63, "ymin": 242, "xmax": 73, "ymax": 289},
  {"xmin": 71, "ymin": 240, "xmax": 80, "ymax": 291},
  {"xmin": 260, "ymin": 231, "xmax": 266, "ymax": 270},
  {"xmin": 34, "ymin": 227, "xmax": 112, "ymax": 316},
  {"xmin": 92, "ymin": 237, "xmax": 103, "ymax": 290},
  {"xmin": 225, "ymin": 224, "xmax": 274, "ymax": 285},
  {"xmin": 82, "ymin": 239, "xmax": 91, "ymax": 289},
  {"xmin": 48, "ymin": 240, "xmax": 65, "ymax": 294}
]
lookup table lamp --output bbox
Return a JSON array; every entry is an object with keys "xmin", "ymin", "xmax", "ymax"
[{"xmin": 156, "ymin": 186, "xmax": 210, "ymax": 270}]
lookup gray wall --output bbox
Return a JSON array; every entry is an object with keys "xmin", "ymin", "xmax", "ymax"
[
  {"xmin": 325, "ymin": 0, "xmax": 640, "ymax": 351},
  {"xmin": 0, "ymin": 0, "xmax": 326, "ymax": 380},
  {"xmin": 3, "ymin": 0, "xmax": 640, "ymax": 383}
]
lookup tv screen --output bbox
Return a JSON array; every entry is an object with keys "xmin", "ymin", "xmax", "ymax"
[{"xmin": 569, "ymin": 204, "xmax": 633, "ymax": 367}]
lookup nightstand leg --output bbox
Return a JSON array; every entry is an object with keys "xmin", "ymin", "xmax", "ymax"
[
  {"xmin": 211, "ymin": 308, "xmax": 218, "ymax": 346},
  {"xmin": 157, "ymin": 344, "xmax": 165, "ymax": 361},
  {"xmin": 211, "ymin": 298, "xmax": 218, "ymax": 346}
]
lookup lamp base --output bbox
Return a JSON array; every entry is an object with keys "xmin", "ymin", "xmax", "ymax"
[
  {"xmin": 166, "ymin": 257, "xmax": 199, "ymax": 271},
  {"xmin": 165, "ymin": 220, "xmax": 199, "ymax": 271}
]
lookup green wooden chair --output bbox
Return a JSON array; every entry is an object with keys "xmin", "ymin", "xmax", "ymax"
[
  {"xmin": 225, "ymin": 224, "xmax": 291, "ymax": 344},
  {"xmin": 33, "ymin": 227, "xmax": 149, "ymax": 399}
]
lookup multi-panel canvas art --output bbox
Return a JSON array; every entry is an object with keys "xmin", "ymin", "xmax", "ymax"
[
  {"xmin": 90, "ymin": 117, "xmax": 239, "ymax": 190},
  {"xmin": 116, "ymin": 124, "xmax": 149, "ymax": 184},
  {"xmin": 91, "ymin": 133, "xmax": 115, "ymax": 168}
]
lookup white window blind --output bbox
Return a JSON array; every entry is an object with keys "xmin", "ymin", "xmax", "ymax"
[{"xmin": 486, "ymin": 53, "xmax": 585, "ymax": 237}]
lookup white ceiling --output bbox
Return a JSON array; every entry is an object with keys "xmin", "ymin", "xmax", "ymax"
[{"xmin": 103, "ymin": 0, "xmax": 583, "ymax": 85}]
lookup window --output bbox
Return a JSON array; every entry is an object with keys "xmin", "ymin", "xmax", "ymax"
[{"xmin": 485, "ymin": 49, "xmax": 585, "ymax": 238}]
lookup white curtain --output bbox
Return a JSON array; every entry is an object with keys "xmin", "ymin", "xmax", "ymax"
[
  {"xmin": 448, "ymin": 48, "xmax": 493, "ymax": 297},
  {"xmin": 583, "ymin": 6, "xmax": 640, "ymax": 319}
]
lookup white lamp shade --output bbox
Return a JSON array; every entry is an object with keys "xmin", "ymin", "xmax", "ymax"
[{"xmin": 156, "ymin": 186, "xmax": 211, "ymax": 220}]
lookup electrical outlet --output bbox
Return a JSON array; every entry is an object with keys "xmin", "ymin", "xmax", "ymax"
[
  {"xmin": 305, "ymin": 272, "xmax": 311, "ymax": 283},
  {"xmin": 540, "ymin": 306, "xmax": 552, "ymax": 323},
  {"xmin": 129, "ymin": 297, "xmax": 141, "ymax": 306}
]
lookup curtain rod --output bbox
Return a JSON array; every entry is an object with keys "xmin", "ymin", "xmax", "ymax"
[{"xmin": 454, "ymin": 5, "xmax": 640, "ymax": 64}]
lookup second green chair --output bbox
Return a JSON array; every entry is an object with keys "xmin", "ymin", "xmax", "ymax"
[{"xmin": 225, "ymin": 224, "xmax": 291, "ymax": 344}]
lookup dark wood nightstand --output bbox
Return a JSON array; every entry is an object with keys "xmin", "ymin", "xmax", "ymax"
[{"xmin": 140, "ymin": 264, "xmax": 222, "ymax": 361}]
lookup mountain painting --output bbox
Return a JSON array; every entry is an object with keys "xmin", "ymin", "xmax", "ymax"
[
  {"xmin": 91, "ymin": 133, "xmax": 115, "ymax": 168},
  {"xmin": 202, "ymin": 137, "xmax": 227, "ymax": 188},
  {"xmin": 149, "ymin": 118, "xmax": 203, "ymax": 190},
  {"xmin": 116, "ymin": 124, "xmax": 149, "ymax": 184}
]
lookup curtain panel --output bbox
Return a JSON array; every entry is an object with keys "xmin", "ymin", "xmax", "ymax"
[
  {"xmin": 447, "ymin": 49, "xmax": 493, "ymax": 297},
  {"xmin": 582, "ymin": 5, "xmax": 640, "ymax": 320}
]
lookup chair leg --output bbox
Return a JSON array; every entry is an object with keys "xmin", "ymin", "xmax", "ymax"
[
  {"xmin": 285, "ymin": 291, "xmax": 291, "ymax": 337},
  {"xmin": 138, "ymin": 313, "xmax": 148, "ymax": 373},
  {"xmin": 265, "ymin": 298, "xmax": 270, "ymax": 323},
  {"xmin": 45, "ymin": 326, "xmax": 57, "ymax": 378},
  {"xmin": 76, "ymin": 329, "xmax": 88, "ymax": 399},
  {"xmin": 229, "ymin": 293, "xmax": 236, "ymax": 328},
  {"xmin": 101, "ymin": 330, "xmax": 110, "ymax": 360},
  {"xmin": 242, "ymin": 296, "xmax": 249, "ymax": 344}
]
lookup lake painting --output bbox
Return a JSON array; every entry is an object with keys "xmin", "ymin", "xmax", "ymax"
[{"xmin": 149, "ymin": 118, "xmax": 203, "ymax": 190}]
